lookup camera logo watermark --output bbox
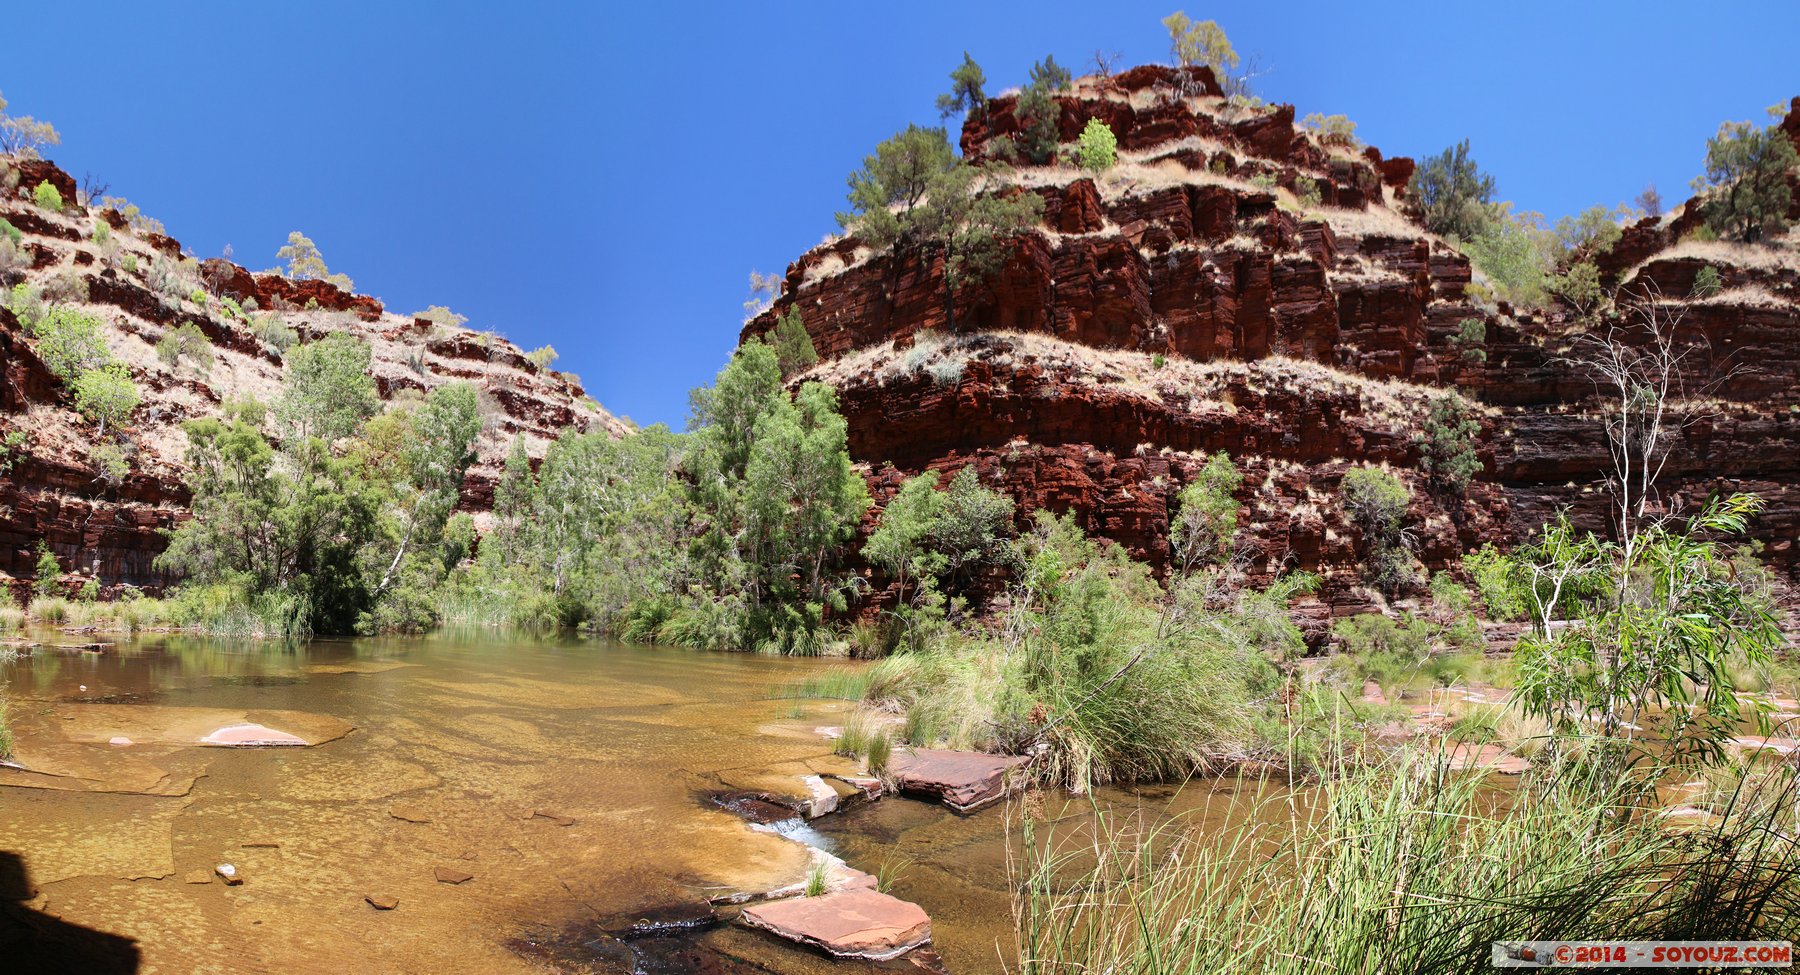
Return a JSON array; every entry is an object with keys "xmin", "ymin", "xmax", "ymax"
[{"xmin": 1494, "ymin": 941, "xmax": 1792, "ymax": 968}]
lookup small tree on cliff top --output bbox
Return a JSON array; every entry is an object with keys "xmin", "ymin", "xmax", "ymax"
[
  {"xmin": 936, "ymin": 52, "xmax": 988, "ymax": 121},
  {"xmin": 1407, "ymin": 140, "xmax": 1496, "ymax": 241},
  {"xmin": 837, "ymin": 125, "xmax": 1042, "ymax": 330},
  {"xmin": 1693, "ymin": 111, "xmax": 1797, "ymax": 243}
]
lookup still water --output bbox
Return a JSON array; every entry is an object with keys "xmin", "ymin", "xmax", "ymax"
[{"xmin": 0, "ymin": 630, "xmax": 913, "ymax": 974}]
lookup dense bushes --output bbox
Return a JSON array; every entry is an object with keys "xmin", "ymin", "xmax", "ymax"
[{"xmin": 1341, "ymin": 465, "xmax": 1415, "ymax": 595}]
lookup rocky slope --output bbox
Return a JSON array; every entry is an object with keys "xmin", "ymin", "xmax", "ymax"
[
  {"xmin": 0, "ymin": 158, "xmax": 629, "ymax": 598},
  {"xmin": 747, "ymin": 67, "xmax": 1800, "ymax": 614}
]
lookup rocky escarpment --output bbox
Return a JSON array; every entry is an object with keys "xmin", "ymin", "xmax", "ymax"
[
  {"xmin": 747, "ymin": 66, "xmax": 1800, "ymax": 614},
  {"xmin": 0, "ymin": 158, "xmax": 629, "ymax": 599}
]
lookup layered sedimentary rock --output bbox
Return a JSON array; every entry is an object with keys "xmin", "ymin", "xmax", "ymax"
[
  {"xmin": 0, "ymin": 160, "xmax": 629, "ymax": 597},
  {"xmin": 746, "ymin": 67, "xmax": 1800, "ymax": 609}
]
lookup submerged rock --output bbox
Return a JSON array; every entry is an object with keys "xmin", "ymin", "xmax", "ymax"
[
  {"xmin": 433, "ymin": 866, "xmax": 474, "ymax": 885},
  {"xmin": 199, "ymin": 723, "xmax": 308, "ymax": 747},
  {"xmin": 214, "ymin": 863, "xmax": 242, "ymax": 885},
  {"xmin": 182, "ymin": 870, "xmax": 213, "ymax": 885},
  {"xmin": 888, "ymin": 749, "xmax": 1028, "ymax": 813},
  {"xmin": 365, "ymin": 894, "xmax": 399, "ymax": 910},
  {"xmin": 740, "ymin": 889, "xmax": 931, "ymax": 961}
]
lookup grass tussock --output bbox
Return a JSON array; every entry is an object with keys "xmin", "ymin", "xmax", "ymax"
[{"xmin": 1014, "ymin": 748, "xmax": 1800, "ymax": 975}]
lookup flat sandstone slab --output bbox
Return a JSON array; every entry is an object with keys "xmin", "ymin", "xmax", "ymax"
[
  {"xmin": 888, "ymin": 749, "xmax": 1027, "ymax": 812},
  {"xmin": 741, "ymin": 889, "xmax": 931, "ymax": 961}
]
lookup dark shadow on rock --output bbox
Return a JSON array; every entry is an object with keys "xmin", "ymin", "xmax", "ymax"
[{"xmin": 0, "ymin": 851, "xmax": 141, "ymax": 974}]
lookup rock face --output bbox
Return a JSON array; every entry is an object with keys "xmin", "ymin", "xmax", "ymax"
[
  {"xmin": 0, "ymin": 158, "xmax": 631, "ymax": 599},
  {"xmin": 739, "ymin": 889, "xmax": 932, "ymax": 961},
  {"xmin": 744, "ymin": 71, "xmax": 1800, "ymax": 614}
]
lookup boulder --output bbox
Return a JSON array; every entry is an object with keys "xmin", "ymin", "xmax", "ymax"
[
  {"xmin": 214, "ymin": 863, "xmax": 243, "ymax": 886},
  {"xmin": 740, "ymin": 889, "xmax": 931, "ymax": 961},
  {"xmin": 887, "ymin": 749, "xmax": 1028, "ymax": 813}
]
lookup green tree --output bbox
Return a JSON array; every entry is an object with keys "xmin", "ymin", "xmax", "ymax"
[
  {"xmin": 1418, "ymin": 396, "xmax": 1480, "ymax": 495},
  {"xmin": 276, "ymin": 230, "xmax": 354, "ymax": 291},
  {"xmin": 71, "ymin": 363, "xmax": 139, "ymax": 436},
  {"xmin": 33, "ymin": 542, "xmax": 60, "ymax": 597},
  {"xmin": 24, "ymin": 307, "xmax": 110, "ymax": 382},
  {"xmin": 1014, "ymin": 56, "xmax": 1072, "ymax": 165},
  {"xmin": 526, "ymin": 345, "xmax": 559, "ymax": 369},
  {"xmin": 837, "ymin": 125, "xmax": 1043, "ymax": 330},
  {"xmin": 0, "ymin": 90, "xmax": 62, "ymax": 159},
  {"xmin": 156, "ymin": 322, "xmax": 214, "ymax": 372},
  {"xmin": 370, "ymin": 383, "xmax": 482, "ymax": 600},
  {"xmin": 764, "ymin": 306, "xmax": 818, "ymax": 377},
  {"xmin": 1162, "ymin": 12, "xmax": 1240, "ymax": 92},
  {"xmin": 1461, "ymin": 203, "xmax": 1556, "ymax": 308},
  {"xmin": 1170, "ymin": 453, "xmax": 1241, "ymax": 574},
  {"xmin": 1693, "ymin": 115, "xmax": 1797, "ymax": 242},
  {"xmin": 275, "ymin": 333, "xmax": 379, "ymax": 442},
  {"xmin": 1341, "ymin": 466, "xmax": 1413, "ymax": 595},
  {"xmin": 1513, "ymin": 495, "xmax": 1781, "ymax": 771},
  {"xmin": 1076, "ymin": 118, "xmax": 1118, "ymax": 173},
  {"xmin": 1407, "ymin": 140, "xmax": 1496, "ymax": 241},
  {"xmin": 935, "ymin": 52, "xmax": 987, "ymax": 121}
]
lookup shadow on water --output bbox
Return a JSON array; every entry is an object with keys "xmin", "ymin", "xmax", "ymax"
[{"xmin": 0, "ymin": 851, "xmax": 140, "ymax": 974}]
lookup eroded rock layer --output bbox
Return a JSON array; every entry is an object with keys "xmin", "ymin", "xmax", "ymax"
[
  {"xmin": 0, "ymin": 160, "xmax": 630, "ymax": 597},
  {"xmin": 745, "ymin": 69, "xmax": 1800, "ymax": 609}
]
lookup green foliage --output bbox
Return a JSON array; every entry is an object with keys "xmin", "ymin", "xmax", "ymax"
[
  {"xmin": 412, "ymin": 305, "xmax": 467, "ymax": 329},
  {"xmin": 1162, "ymin": 12, "xmax": 1244, "ymax": 94},
  {"xmin": 276, "ymin": 230, "xmax": 353, "ymax": 291},
  {"xmin": 156, "ymin": 322, "xmax": 214, "ymax": 372},
  {"xmin": 1461, "ymin": 203, "xmax": 1556, "ymax": 308},
  {"xmin": 1075, "ymin": 118, "xmax": 1118, "ymax": 173},
  {"xmin": 0, "ymin": 430, "xmax": 25, "ymax": 477},
  {"xmin": 0, "ymin": 218, "xmax": 18, "ymax": 244},
  {"xmin": 1340, "ymin": 466, "xmax": 1414, "ymax": 595},
  {"xmin": 1406, "ymin": 140, "xmax": 1496, "ymax": 241},
  {"xmin": 0, "ymin": 90, "xmax": 61, "ymax": 159},
  {"xmin": 275, "ymin": 333, "xmax": 379, "ymax": 441},
  {"xmin": 1555, "ymin": 203, "xmax": 1627, "ymax": 256},
  {"xmin": 525, "ymin": 345, "xmax": 558, "ymax": 369},
  {"xmin": 1449, "ymin": 316, "xmax": 1487, "ymax": 362},
  {"xmin": 71, "ymin": 363, "xmax": 139, "ymax": 436},
  {"xmin": 1170, "ymin": 452, "xmax": 1240, "ymax": 573},
  {"xmin": 1462, "ymin": 543, "xmax": 1526, "ymax": 621},
  {"xmin": 1691, "ymin": 264, "xmax": 1723, "ymax": 298},
  {"xmin": 90, "ymin": 219, "xmax": 109, "ymax": 246},
  {"xmin": 837, "ymin": 124, "xmax": 1042, "ymax": 327},
  {"xmin": 1694, "ymin": 115, "xmax": 1797, "ymax": 242},
  {"xmin": 1300, "ymin": 112, "xmax": 1357, "ymax": 147},
  {"xmin": 1513, "ymin": 494, "xmax": 1782, "ymax": 769},
  {"xmin": 1547, "ymin": 259, "xmax": 1605, "ymax": 316},
  {"xmin": 1418, "ymin": 395, "xmax": 1480, "ymax": 494},
  {"xmin": 762, "ymin": 306, "xmax": 818, "ymax": 378},
  {"xmin": 21, "ymin": 305, "xmax": 109, "ymax": 382},
  {"xmin": 1293, "ymin": 176, "xmax": 1321, "ymax": 209},
  {"xmin": 935, "ymin": 52, "xmax": 987, "ymax": 121},
  {"xmin": 33, "ymin": 542, "xmax": 60, "ymax": 597},
  {"xmin": 32, "ymin": 180, "xmax": 63, "ymax": 212},
  {"xmin": 1014, "ymin": 56, "xmax": 1072, "ymax": 165},
  {"xmin": 865, "ymin": 466, "xmax": 1016, "ymax": 650}
]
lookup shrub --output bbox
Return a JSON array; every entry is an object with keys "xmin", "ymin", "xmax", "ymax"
[
  {"xmin": 1694, "ymin": 114, "xmax": 1797, "ymax": 242},
  {"xmin": 1555, "ymin": 204, "xmax": 1627, "ymax": 256},
  {"xmin": 1, "ymin": 218, "xmax": 20, "ymax": 244},
  {"xmin": 32, "ymin": 180, "xmax": 63, "ymax": 212},
  {"xmin": 24, "ymin": 306, "xmax": 109, "ymax": 381},
  {"xmin": 1075, "ymin": 118, "xmax": 1118, "ymax": 173},
  {"xmin": 1171, "ymin": 452, "xmax": 1241, "ymax": 572},
  {"xmin": 1340, "ymin": 466, "xmax": 1414, "ymax": 595},
  {"xmin": 1462, "ymin": 203, "xmax": 1556, "ymax": 308},
  {"xmin": 90, "ymin": 219, "xmax": 109, "ymax": 246},
  {"xmin": 1462, "ymin": 542, "xmax": 1526, "ymax": 621},
  {"xmin": 1548, "ymin": 260, "xmax": 1604, "ymax": 315},
  {"xmin": 525, "ymin": 345, "xmax": 558, "ymax": 369},
  {"xmin": 1294, "ymin": 176, "xmax": 1322, "ymax": 209},
  {"xmin": 1691, "ymin": 264, "xmax": 1723, "ymax": 298},
  {"xmin": 42, "ymin": 268, "xmax": 88, "ymax": 304},
  {"xmin": 1406, "ymin": 140, "xmax": 1495, "ymax": 240},
  {"xmin": 71, "ymin": 363, "xmax": 140, "ymax": 436},
  {"xmin": 156, "ymin": 322, "xmax": 214, "ymax": 371},
  {"xmin": 1418, "ymin": 396, "xmax": 1480, "ymax": 494},
  {"xmin": 1449, "ymin": 316, "xmax": 1486, "ymax": 362},
  {"xmin": 1300, "ymin": 112, "xmax": 1358, "ymax": 147},
  {"xmin": 412, "ymin": 305, "xmax": 467, "ymax": 329},
  {"xmin": 33, "ymin": 542, "xmax": 60, "ymax": 597}
]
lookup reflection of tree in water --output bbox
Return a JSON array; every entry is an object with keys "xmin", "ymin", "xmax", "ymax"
[{"xmin": 0, "ymin": 850, "xmax": 140, "ymax": 974}]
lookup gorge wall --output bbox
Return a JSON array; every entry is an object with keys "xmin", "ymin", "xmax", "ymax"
[
  {"xmin": 0, "ymin": 159, "xmax": 629, "ymax": 599},
  {"xmin": 746, "ymin": 68, "xmax": 1800, "ymax": 614}
]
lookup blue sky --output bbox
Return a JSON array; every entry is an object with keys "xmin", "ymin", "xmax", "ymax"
[{"xmin": 7, "ymin": 1, "xmax": 1797, "ymax": 427}]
